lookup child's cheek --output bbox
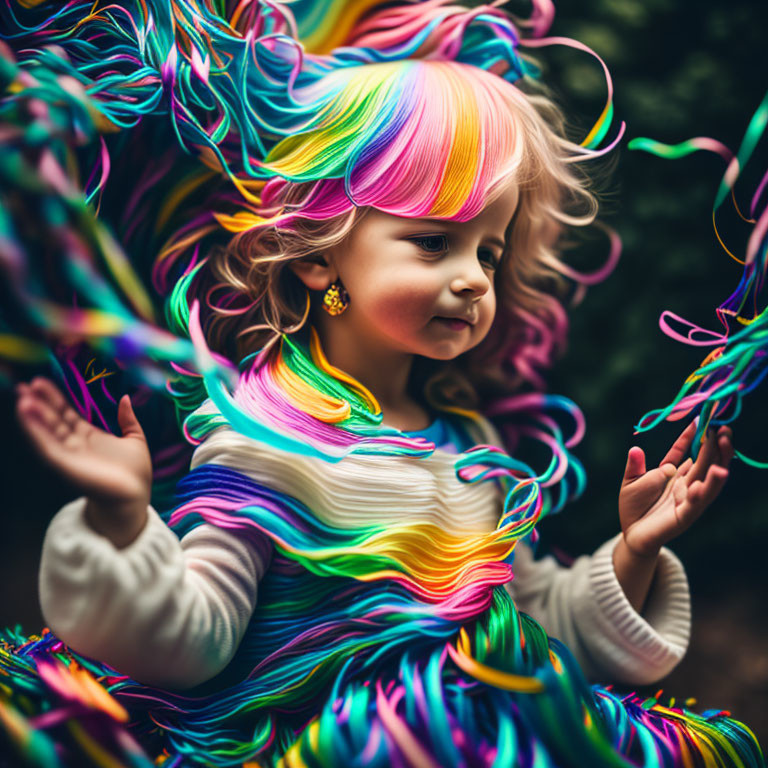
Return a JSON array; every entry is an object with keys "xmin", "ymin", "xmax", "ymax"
[
  {"xmin": 369, "ymin": 279, "xmax": 440, "ymax": 330},
  {"xmin": 482, "ymin": 292, "xmax": 497, "ymax": 327}
]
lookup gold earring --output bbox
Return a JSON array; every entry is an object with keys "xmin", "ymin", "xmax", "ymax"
[{"xmin": 322, "ymin": 281, "xmax": 349, "ymax": 316}]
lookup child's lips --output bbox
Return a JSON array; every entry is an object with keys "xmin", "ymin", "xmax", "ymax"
[{"xmin": 433, "ymin": 316, "xmax": 473, "ymax": 331}]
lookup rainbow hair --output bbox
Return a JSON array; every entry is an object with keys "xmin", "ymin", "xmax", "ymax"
[
  {"xmin": 182, "ymin": 3, "xmax": 622, "ymax": 431},
  {"xmin": 0, "ymin": 0, "xmax": 623, "ymax": 520},
  {"xmin": 0, "ymin": 0, "xmax": 620, "ymax": 386}
]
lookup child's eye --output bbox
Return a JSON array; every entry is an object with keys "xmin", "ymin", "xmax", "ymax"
[
  {"xmin": 409, "ymin": 235, "xmax": 448, "ymax": 254},
  {"xmin": 408, "ymin": 235, "xmax": 500, "ymax": 269},
  {"xmin": 478, "ymin": 249, "xmax": 501, "ymax": 270}
]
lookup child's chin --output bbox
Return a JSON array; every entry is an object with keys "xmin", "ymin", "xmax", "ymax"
[{"xmin": 422, "ymin": 342, "xmax": 479, "ymax": 361}]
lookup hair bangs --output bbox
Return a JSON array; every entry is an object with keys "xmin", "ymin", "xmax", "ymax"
[{"xmin": 259, "ymin": 60, "xmax": 551, "ymax": 224}]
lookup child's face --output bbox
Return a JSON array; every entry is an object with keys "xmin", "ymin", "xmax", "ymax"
[{"xmin": 325, "ymin": 183, "xmax": 519, "ymax": 362}]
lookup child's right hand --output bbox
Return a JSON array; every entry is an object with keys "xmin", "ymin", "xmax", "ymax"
[{"xmin": 15, "ymin": 377, "xmax": 152, "ymax": 547}]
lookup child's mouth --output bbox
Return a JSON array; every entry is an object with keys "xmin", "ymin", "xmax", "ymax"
[{"xmin": 433, "ymin": 317, "xmax": 472, "ymax": 331}]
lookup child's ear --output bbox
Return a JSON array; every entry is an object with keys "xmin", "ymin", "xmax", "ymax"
[{"xmin": 288, "ymin": 255, "xmax": 337, "ymax": 292}]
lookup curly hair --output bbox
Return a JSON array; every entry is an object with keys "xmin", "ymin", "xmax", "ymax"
[{"xmin": 199, "ymin": 59, "xmax": 600, "ymax": 414}]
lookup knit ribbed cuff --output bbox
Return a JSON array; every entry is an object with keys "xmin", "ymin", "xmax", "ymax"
[{"xmin": 587, "ymin": 534, "xmax": 691, "ymax": 685}]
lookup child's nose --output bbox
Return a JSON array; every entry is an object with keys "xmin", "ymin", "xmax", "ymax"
[{"xmin": 450, "ymin": 254, "xmax": 491, "ymax": 296}]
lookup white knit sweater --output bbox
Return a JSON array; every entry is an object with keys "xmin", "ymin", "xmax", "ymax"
[{"xmin": 38, "ymin": 414, "xmax": 691, "ymax": 690}]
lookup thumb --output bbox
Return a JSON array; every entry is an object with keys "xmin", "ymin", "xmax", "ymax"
[
  {"xmin": 117, "ymin": 394, "xmax": 146, "ymax": 440},
  {"xmin": 622, "ymin": 446, "xmax": 646, "ymax": 485}
]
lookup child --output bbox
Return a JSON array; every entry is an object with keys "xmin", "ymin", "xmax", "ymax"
[{"xmin": 2, "ymin": 0, "xmax": 761, "ymax": 765}]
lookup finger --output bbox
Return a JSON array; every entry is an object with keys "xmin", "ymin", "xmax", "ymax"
[
  {"xmin": 14, "ymin": 382, "xmax": 32, "ymax": 407},
  {"xmin": 673, "ymin": 475, "xmax": 710, "ymax": 530},
  {"xmin": 672, "ymin": 474, "xmax": 688, "ymax": 506},
  {"xmin": 687, "ymin": 428, "xmax": 719, "ymax": 485},
  {"xmin": 622, "ymin": 446, "xmax": 647, "ymax": 484},
  {"xmin": 29, "ymin": 377, "xmax": 68, "ymax": 411},
  {"xmin": 658, "ymin": 419, "xmax": 698, "ymax": 468},
  {"xmin": 679, "ymin": 464, "xmax": 729, "ymax": 525},
  {"xmin": 30, "ymin": 377, "xmax": 79, "ymax": 425},
  {"xmin": 715, "ymin": 426, "xmax": 734, "ymax": 467},
  {"xmin": 117, "ymin": 395, "xmax": 146, "ymax": 441},
  {"xmin": 15, "ymin": 398, "xmax": 69, "ymax": 463},
  {"xmin": 677, "ymin": 457, "xmax": 694, "ymax": 478},
  {"xmin": 696, "ymin": 463, "xmax": 729, "ymax": 508},
  {"xmin": 17, "ymin": 411, "xmax": 58, "ymax": 457},
  {"xmin": 16, "ymin": 388, "xmax": 64, "ymax": 435}
]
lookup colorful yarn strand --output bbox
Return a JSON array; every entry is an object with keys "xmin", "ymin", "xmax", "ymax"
[{"xmin": 629, "ymin": 90, "xmax": 768, "ymax": 465}]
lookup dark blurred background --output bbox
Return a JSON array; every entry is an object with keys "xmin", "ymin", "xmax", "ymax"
[
  {"xmin": 2, "ymin": 0, "xmax": 767, "ymax": 749},
  {"xmin": 542, "ymin": 0, "xmax": 768, "ymax": 741}
]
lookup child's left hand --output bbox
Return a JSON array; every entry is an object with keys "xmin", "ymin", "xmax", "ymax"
[{"xmin": 618, "ymin": 420, "xmax": 734, "ymax": 558}]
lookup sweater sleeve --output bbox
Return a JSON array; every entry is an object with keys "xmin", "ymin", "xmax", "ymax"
[
  {"xmin": 507, "ymin": 535, "xmax": 691, "ymax": 685},
  {"xmin": 38, "ymin": 496, "xmax": 271, "ymax": 690}
]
